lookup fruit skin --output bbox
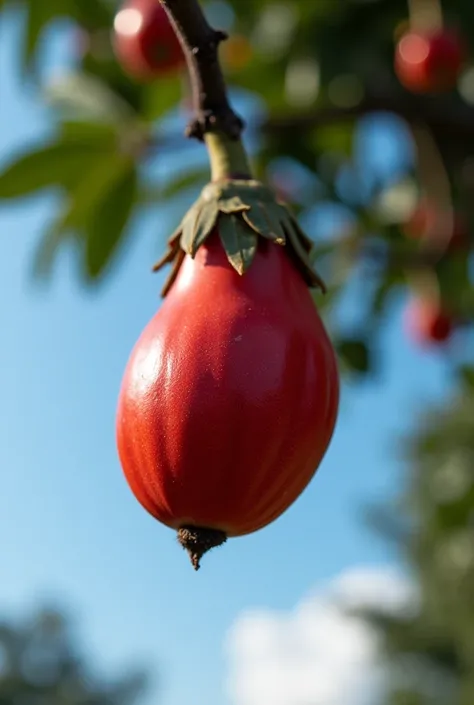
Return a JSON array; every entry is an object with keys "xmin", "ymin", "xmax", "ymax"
[
  {"xmin": 395, "ymin": 28, "xmax": 465, "ymax": 93},
  {"xmin": 404, "ymin": 297, "xmax": 453, "ymax": 346},
  {"xmin": 403, "ymin": 202, "xmax": 468, "ymax": 251},
  {"xmin": 116, "ymin": 231, "xmax": 339, "ymax": 538},
  {"xmin": 113, "ymin": 0, "xmax": 185, "ymax": 80}
]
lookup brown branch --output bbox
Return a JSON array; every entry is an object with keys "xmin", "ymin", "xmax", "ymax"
[
  {"xmin": 263, "ymin": 85, "xmax": 474, "ymax": 146},
  {"xmin": 158, "ymin": 0, "xmax": 244, "ymax": 141},
  {"xmin": 361, "ymin": 241, "xmax": 454, "ymax": 269}
]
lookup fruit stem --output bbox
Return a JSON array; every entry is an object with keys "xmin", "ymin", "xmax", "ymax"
[
  {"xmin": 157, "ymin": 0, "xmax": 244, "ymax": 142},
  {"xmin": 205, "ymin": 131, "xmax": 252, "ymax": 181}
]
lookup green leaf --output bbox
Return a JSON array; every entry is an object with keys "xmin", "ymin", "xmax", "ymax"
[
  {"xmin": 266, "ymin": 205, "xmax": 288, "ymax": 245},
  {"xmin": 23, "ymin": 0, "xmax": 69, "ymax": 72},
  {"xmin": 242, "ymin": 204, "xmax": 278, "ymax": 240},
  {"xmin": 179, "ymin": 205, "xmax": 202, "ymax": 256},
  {"xmin": 68, "ymin": 0, "xmax": 113, "ymax": 30},
  {"xmin": 458, "ymin": 365, "xmax": 474, "ymax": 390},
  {"xmin": 218, "ymin": 196, "xmax": 250, "ymax": 214},
  {"xmin": 84, "ymin": 166, "xmax": 137, "ymax": 278},
  {"xmin": 218, "ymin": 213, "xmax": 258, "ymax": 275},
  {"xmin": 44, "ymin": 72, "xmax": 136, "ymax": 124},
  {"xmin": 31, "ymin": 216, "xmax": 70, "ymax": 280},
  {"xmin": 31, "ymin": 157, "xmax": 137, "ymax": 281},
  {"xmin": 142, "ymin": 76, "xmax": 184, "ymax": 122},
  {"xmin": 286, "ymin": 214, "xmax": 314, "ymax": 252},
  {"xmin": 336, "ymin": 338, "xmax": 371, "ymax": 375},
  {"xmin": 311, "ymin": 123, "xmax": 354, "ymax": 158},
  {"xmin": 190, "ymin": 200, "xmax": 219, "ymax": 256},
  {"xmin": 59, "ymin": 120, "xmax": 118, "ymax": 145},
  {"xmin": 16, "ymin": 0, "xmax": 112, "ymax": 74},
  {"xmin": 282, "ymin": 217, "xmax": 326, "ymax": 290},
  {"xmin": 0, "ymin": 141, "xmax": 112, "ymax": 199},
  {"xmin": 60, "ymin": 153, "xmax": 134, "ymax": 232},
  {"xmin": 437, "ymin": 253, "xmax": 471, "ymax": 308}
]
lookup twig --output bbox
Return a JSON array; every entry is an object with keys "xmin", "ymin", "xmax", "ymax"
[
  {"xmin": 158, "ymin": 0, "xmax": 244, "ymax": 141},
  {"xmin": 263, "ymin": 85, "xmax": 474, "ymax": 146}
]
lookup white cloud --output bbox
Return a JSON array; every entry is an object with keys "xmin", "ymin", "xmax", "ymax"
[{"xmin": 225, "ymin": 566, "xmax": 415, "ymax": 705}]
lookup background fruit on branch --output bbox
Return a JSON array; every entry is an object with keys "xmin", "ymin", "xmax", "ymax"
[{"xmin": 0, "ymin": 0, "xmax": 473, "ymax": 373}]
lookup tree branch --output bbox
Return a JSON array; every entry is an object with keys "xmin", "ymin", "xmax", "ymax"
[
  {"xmin": 263, "ymin": 84, "xmax": 474, "ymax": 147},
  {"xmin": 158, "ymin": 0, "xmax": 244, "ymax": 141}
]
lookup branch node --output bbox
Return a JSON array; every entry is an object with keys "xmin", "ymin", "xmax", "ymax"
[
  {"xmin": 160, "ymin": 0, "xmax": 244, "ymax": 143},
  {"xmin": 214, "ymin": 29, "xmax": 228, "ymax": 42},
  {"xmin": 186, "ymin": 113, "xmax": 245, "ymax": 143}
]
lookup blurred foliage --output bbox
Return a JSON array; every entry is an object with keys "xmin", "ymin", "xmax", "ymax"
[
  {"xmin": 1, "ymin": 0, "xmax": 474, "ymax": 375},
  {"xmin": 0, "ymin": 606, "xmax": 148, "ymax": 705},
  {"xmin": 360, "ymin": 382, "xmax": 474, "ymax": 705}
]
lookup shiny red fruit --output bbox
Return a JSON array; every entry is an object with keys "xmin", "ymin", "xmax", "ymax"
[
  {"xmin": 113, "ymin": 0, "xmax": 185, "ymax": 80},
  {"xmin": 404, "ymin": 297, "xmax": 453, "ymax": 346},
  {"xmin": 116, "ymin": 232, "xmax": 339, "ymax": 544},
  {"xmin": 395, "ymin": 28, "xmax": 465, "ymax": 93}
]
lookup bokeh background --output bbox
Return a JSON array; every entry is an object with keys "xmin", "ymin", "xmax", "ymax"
[{"xmin": 1, "ymin": 0, "xmax": 474, "ymax": 704}]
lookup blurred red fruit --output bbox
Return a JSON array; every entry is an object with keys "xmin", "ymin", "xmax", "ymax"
[
  {"xmin": 113, "ymin": 0, "xmax": 185, "ymax": 80},
  {"xmin": 395, "ymin": 28, "xmax": 465, "ymax": 93},
  {"xmin": 404, "ymin": 298, "xmax": 453, "ymax": 346},
  {"xmin": 403, "ymin": 202, "xmax": 468, "ymax": 251}
]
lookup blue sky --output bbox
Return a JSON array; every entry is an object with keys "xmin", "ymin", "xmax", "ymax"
[{"xmin": 0, "ymin": 8, "xmax": 453, "ymax": 705}]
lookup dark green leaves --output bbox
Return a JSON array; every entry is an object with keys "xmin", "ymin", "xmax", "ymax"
[
  {"xmin": 0, "ymin": 124, "xmax": 117, "ymax": 200},
  {"xmin": 0, "ymin": 142, "xmax": 104, "ymax": 199},
  {"xmin": 180, "ymin": 200, "xmax": 219, "ymax": 257},
  {"xmin": 282, "ymin": 214, "xmax": 326, "ymax": 291},
  {"xmin": 336, "ymin": 337, "xmax": 371, "ymax": 375},
  {"xmin": 458, "ymin": 365, "xmax": 474, "ymax": 390},
  {"xmin": 2, "ymin": 129, "xmax": 138, "ymax": 282},
  {"xmin": 218, "ymin": 213, "xmax": 258, "ymax": 275},
  {"xmin": 158, "ymin": 178, "xmax": 326, "ymax": 284},
  {"xmin": 23, "ymin": 0, "xmax": 67, "ymax": 73},
  {"xmin": 142, "ymin": 75, "xmax": 184, "ymax": 122},
  {"xmin": 242, "ymin": 205, "xmax": 285, "ymax": 244},
  {"xmin": 85, "ymin": 164, "xmax": 137, "ymax": 278},
  {"xmin": 31, "ymin": 221, "xmax": 69, "ymax": 280},
  {"xmin": 44, "ymin": 72, "xmax": 137, "ymax": 125},
  {"xmin": 0, "ymin": 115, "xmax": 140, "ymax": 281},
  {"xmin": 0, "ymin": 115, "xmax": 142, "ymax": 278},
  {"xmin": 7, "ymin": 0, "xmax": 113, "ymax": 74},
  {"xmin": 32, "ymin": 158, "xmax": 137, "ymax": 281}
]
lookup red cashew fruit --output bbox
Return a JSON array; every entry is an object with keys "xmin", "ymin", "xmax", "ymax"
[
  {"xmin": 403, "ymin": 202, "xmax": 469, "ymax": 252},
  {"xmin": 404, "ymin": 297, "xmax": 453, "ymax": 346},
  {"xmin": 116, "ymin": 230, "xmax": 339, "ymax": 569},
  {"xmin": 395, "ymin": 27, "xmax": 466, "ymax": 93},
  {"xmin": 113, "ymin": 0, "xmax": 185, "ymax": 81}
]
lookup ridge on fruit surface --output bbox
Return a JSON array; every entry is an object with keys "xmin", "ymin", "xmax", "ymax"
[{"xmin": 152, "ymin": 178, "xmax": 326, "ymax": 296}]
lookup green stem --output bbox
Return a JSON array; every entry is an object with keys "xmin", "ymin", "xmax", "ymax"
[{"xmin": 204, "ymin": 131, "xmax": 252, "ymax": 181}]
